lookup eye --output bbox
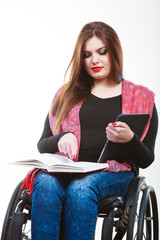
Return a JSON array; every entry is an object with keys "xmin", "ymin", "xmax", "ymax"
[
  {"xmin": 83, "ymin": 52, "xmax": 91, "ymax": 59},
  {"xmin": 98, "ymin": 49, "xmax": 107, "ymax": 55}
]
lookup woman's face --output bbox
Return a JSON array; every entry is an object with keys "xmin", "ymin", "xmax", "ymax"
[{"xmin": 83, "ymin": 36, "xmax": 111, "ymax": 83}]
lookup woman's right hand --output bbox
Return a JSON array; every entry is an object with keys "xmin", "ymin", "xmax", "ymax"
[{"xmin": 58, "ymin": 133, "xmax": 78, "ymax": 160}]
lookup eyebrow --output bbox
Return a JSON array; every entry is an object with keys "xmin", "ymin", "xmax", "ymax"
[{"xmin": 83, "ymin": 46, "xmax": 106, "ymax": 52}]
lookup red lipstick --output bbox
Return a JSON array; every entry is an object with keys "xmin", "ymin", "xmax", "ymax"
[{"xmin": 92, "ymin": 67, "xmax": 103, "ymax": 72}]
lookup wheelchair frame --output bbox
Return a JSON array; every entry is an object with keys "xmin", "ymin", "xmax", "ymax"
[{"xmin": 1, "ymin": 175, "xmax": 159, "ymax": 240}]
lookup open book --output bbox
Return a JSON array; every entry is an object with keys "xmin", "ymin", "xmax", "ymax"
[{"xmin": 10, "ymin": 153, "xmax": 109, "ymax": 173}]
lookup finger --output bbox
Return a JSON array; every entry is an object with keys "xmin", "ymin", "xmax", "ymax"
[
  {"xmin": 107, "ymin": 131, "xmax": 122, "ymax": 142},
  {"xmin": 62, "ymin": 145, "xmax": 68, "ymax": 154},
  {"xmin": 70, "ymin": 140, "xmax": 78, "ymax": 159},
  {"xmin": 58, "ymin": 142, "xmax": 63, "ymax": 153},
  {"xmin": 108, "ymin": 121, "xmax": 127, "ymax": 129},
  {"xmin": 106, "ymin": 127, "xmax": 122, "ymax": 142},
  {"xmin": 107, "ymin": 126, "xmax": 119, "ymax": 136},
  {"xmin": 107, "ymin": 123, "xmax": 118, "ymax": 132},
  {"xmin": 58, "ymin": 142, "xmax": 68, "ymax": 154},
  {"xmin": 66, "ymin": 144, "xmax": 72, "ymax": 159},
  {"xmin": 57, "ymin": 133, "xmax": 78, "ymax": 158}
]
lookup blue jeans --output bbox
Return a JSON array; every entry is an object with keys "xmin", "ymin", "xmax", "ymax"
[{"xmin": 31, "ymin": 170, "xmax": 134, "ymax": 240}]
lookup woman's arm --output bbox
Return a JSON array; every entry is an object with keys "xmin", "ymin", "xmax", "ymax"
[
  {"xmin": 106, "ymin": 104, "xmax": 158, "ymax": 168},
  {"xmin": 37, "ymin": 114, "xmax": 69, "ymax": 153},
  {"xmin": 128, "ymin": 104, "xmax": 158, "ymax": 168}
]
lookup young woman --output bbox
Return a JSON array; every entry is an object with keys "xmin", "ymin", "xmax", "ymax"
[{"xmin": 22, "ymin": 21, "xmax": 158, "ymax": 240}]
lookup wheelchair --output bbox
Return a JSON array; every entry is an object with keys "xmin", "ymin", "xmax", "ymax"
[{"xmin": 1, "ymin": 175, "xmax": 159, "ymax": 240}]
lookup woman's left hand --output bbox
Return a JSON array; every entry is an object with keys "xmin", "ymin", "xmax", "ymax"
[{"xmin": 106, "ymin": 122, "xmax": 134, "ymax": 143}]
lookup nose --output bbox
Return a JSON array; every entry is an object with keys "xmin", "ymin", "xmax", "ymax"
[{"xmin": 91, "ymin": 53, "xmax": 99, "ymax": 65}]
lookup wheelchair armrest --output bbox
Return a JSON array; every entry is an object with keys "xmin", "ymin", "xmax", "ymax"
[
  {"xmin": 98, "ymin": 196, "xmax": 124, "ymax": 215},
  {"xmin": 21, "ymin": 190, "xmax": 32, "ymax": 205},
  {"xmin": 125, "ymin": 175, "xmax": 147, "ymax": 206}
]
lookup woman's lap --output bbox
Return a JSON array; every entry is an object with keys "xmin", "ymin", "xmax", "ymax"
[
  {"xmin": 31, "ymin": 170, "xmax": 134, "ymax": 239},
  {"xmin": 66, "ymin": 170, "xmax": 135, "ymax": 199},
  {"xmin": 33, "ymin": 170, "xmax": 135, "ymax": 201}
]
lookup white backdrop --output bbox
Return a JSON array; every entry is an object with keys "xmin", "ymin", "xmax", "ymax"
[{"xmin": 0, "ymin": 0, "xmax": 160, "ymax": 238}]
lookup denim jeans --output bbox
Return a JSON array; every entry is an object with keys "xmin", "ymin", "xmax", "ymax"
[{"xmin": 31, "ymin": 170, "xmax": 134, "ymax": 240}]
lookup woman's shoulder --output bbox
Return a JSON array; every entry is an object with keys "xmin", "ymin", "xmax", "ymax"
[
  {"xmin": 51, "ymin": 84, "xmax": 66, "ymax": 101},
  {"xmin": 54, "ymin": 85, "xmax": 64, "ymax": 97},
  {"xmin": 49, "ymin": 86, "xmax": 64, "ymax": 110},
  {"xmin": 123, "ymin": 79, "xmax": 155, "ymax": 96}
]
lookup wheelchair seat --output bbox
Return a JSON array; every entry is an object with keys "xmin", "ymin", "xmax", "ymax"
[{"xmin": 1, "ymin": 175, "xmax": 159, "ymax": 240}]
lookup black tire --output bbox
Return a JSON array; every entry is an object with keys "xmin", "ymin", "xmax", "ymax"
[
  {"xmin": 1, "ymin": 180, "xmax": 32, "ymax": 240},
  {"xmin": 1, "ymin": 181, "xmax": 23, "ymax": 240},
  {"xmin": 126, "ymin": 178, "xmax": 147, "ymax": 239},
  {"xmin": 137, "ymin": 186, "xmax": 159, "ymax": 240}
]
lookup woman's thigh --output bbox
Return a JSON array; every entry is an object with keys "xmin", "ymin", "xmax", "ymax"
[
  {"xmin": 64, "ymin": 171, "xmax": 134, "ymax": 240},
  {"xmin": 31, "ymin": 172, "xmax": 71, "ymax": 239},
  {"xmin": 33, "ymin": 171, "xmax": 69, "ymax": 195},
  {"xmin": 66, "ymin": 171, "xmax": 135, "ymax": 202}
]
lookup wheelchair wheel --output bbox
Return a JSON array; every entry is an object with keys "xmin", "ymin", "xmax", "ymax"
[
  {"xmin": 137, "ymin": 186, "xmax": 159, "ymax": 240},
  {"xmin": 125, "ymin": 176, "xmax": 146, "ymax": 239},
  {"xmin": 126, "ymin": 179, "xmax": 159, "ymax": 240},
  {"xmin": 1, "ymin": 181, "xmax": 23, "ymax": 240},
  {"xmin": 1, "ymin": 181, "xmax": 32, "ymax": 240}
]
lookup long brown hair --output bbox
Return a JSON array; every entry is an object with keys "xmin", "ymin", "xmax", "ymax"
[{"xmin": 51, "ymin": 21, "xmax": 123, "ymax": 134}]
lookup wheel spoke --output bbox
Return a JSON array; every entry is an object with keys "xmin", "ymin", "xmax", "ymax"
[
  {"xmin": 133, "ymin": 232, "xmax": 137, "ymax": 240},
  {"xmin": 142, "ymin": 231, "xmax": 147, "ymax": 239}
]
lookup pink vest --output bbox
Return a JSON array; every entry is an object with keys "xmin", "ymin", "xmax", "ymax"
[{"xmin": 49, "ymin": 79, "xmax": 155, "ymax": 172}]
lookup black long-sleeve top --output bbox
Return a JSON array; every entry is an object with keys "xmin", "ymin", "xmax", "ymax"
[{"xmin": 37, "ymin": 94, "xmax": 158, "ymax": 172}]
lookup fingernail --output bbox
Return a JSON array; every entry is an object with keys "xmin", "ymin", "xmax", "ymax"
[{"xmin": 112, "ymin": 122, "xmax": 116, "ymax": 126}]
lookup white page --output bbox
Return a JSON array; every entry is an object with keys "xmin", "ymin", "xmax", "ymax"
[{"xmin": 10, "ymin": 153, "xmax": 109, "ymax": 173}]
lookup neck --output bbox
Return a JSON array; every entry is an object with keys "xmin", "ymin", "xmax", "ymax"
[{"xmin": 91, "ymin": 80, "xmax": 122, "ymax": 99}]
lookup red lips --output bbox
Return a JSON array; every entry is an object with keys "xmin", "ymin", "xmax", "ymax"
[{"xmin": 92, "ymin": 67, "xmax": 103, "ymax": 72}]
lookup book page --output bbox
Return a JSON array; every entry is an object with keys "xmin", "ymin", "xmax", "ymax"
[{"xmin": 10, "ymin": 153, "xmax": 109, "ymax": 173}]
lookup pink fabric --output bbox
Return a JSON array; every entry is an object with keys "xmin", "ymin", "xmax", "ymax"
[
  {"xmin": 22, "ymin": 79, "xmax": 155, "ymax": 193},
  {"xmin": 21, "ymin": 168, "xmax": 41, "ymax": 195},
  {"xmin": 121, "ymin": 80, "xmax": 155, "ymax": 141}
]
